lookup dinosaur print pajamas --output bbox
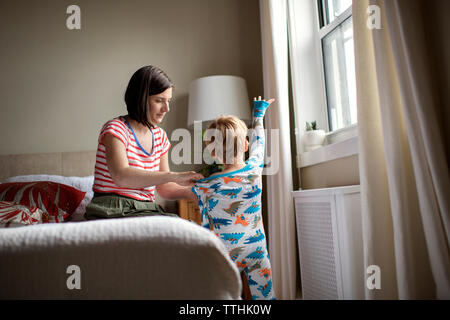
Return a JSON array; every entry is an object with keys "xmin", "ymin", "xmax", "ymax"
[{"xmin": 192, "ymin": 100, "xmax": 275, "ymax": 300}]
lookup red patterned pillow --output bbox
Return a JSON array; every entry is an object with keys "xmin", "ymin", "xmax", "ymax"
[
  {"xmin": 0, "ymin": 181, "xmax": 86, "ymax": 222},
  {"xmin": 0, "ymin": 201, "xmax": 46, "ymax": 227}
]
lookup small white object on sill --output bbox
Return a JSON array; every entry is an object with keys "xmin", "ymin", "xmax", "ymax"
[
  {"xmin": 303, "ymin": 129, "xmax": 326, "ymax": 151},
  {"xmin": 297, "ymin": 135, "xmax": 359, "ymax": 168}
]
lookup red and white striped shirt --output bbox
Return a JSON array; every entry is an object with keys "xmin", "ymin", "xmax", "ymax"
[{"xmin": 93, "ymin": 116, "xmax": 171, "ymax": 201}]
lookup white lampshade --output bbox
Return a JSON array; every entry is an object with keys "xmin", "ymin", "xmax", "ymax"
[{"xmin": 187, "ymin": 75, "xmax": 251, "ymax": 128}]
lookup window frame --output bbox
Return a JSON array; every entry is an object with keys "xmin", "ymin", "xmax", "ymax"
[
  {"xmin": 319, "ymin": 2, "xmax": 354, "ymax": 134},
  {"xmin": 318, "ymin": 2, "xmax": 352, "ymax": 39},
  {"xmin": 288, "ymin": 0, "xmax": 358, "ymax": 169}
]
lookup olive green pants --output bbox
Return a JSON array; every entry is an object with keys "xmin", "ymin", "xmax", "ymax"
[{"xmin": 84, "ymin": 193, "xmax": 178, "ymax": 220}]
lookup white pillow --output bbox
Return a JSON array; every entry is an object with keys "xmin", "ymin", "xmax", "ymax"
[{"xmin": 3, "ymin": 175, "xmax": 94, "ymax": 222}]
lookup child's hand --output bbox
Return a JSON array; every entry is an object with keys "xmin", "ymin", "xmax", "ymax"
[
  {"xmin": 253, "ymin": 96, "xmax": 275, "ymax": 105},
  {"xmin": 252, "ymin": 96, "xmax": 275, "ymax": 116}
]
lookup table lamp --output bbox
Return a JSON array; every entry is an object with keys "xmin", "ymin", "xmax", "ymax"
[{"xmin": 187, "ymin": 75, "xmax": 252, "ymax": 128}]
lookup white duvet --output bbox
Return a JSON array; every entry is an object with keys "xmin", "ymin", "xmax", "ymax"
[{"xmin": 0, "ymin": 215, "xmax": 242, "ymax": 299}]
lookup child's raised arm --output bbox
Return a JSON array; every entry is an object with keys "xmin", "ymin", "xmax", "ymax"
[{"xmin": 247, "ymin": 97, "xmax": 274, "ymax": 172}]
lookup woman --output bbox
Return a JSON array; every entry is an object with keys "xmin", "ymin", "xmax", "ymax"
[{"xmin": 85, "ymin": 65, "xmax": 203, "ymax": 220}]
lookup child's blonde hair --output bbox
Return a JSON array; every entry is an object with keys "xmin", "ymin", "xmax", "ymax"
[{"xmin": 205, "ymin": 115, "xmax": 248, "ymax": 164}]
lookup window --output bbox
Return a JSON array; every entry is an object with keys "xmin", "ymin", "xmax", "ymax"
[
  {"xmin": 319, "ymin": 0, "xmax": 352, "ymax": 25},
  {"xmin": 318, "ymin": 0, "xmax": 356, "ymax": 131},
  {"xmin": 287, "ymin": 0, "xmax": 359, "ymax": 167}
]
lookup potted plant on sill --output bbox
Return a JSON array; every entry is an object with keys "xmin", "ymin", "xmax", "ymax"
[{"xmin": 304, "ymin": 121, "xmax": 326, "ymax": 151}]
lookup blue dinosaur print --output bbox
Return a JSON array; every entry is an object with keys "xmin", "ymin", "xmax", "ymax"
[
  {"xmin": 244, "ymin": 201, "xmax": 260, "ymax": 214},
  {"xmin": 255, "ymin": 135, "xmax": 263, "ymax": 144},
  {"xmin": 192, "ymin": 99, "xmax": 275, "ymax": 300},
  {"xmin": 217, "ymin": 187, "xmax": 242, "ymax": 199},
  {"xmin": 257, "ymin": 279, "xmax": 273, "ymax": 298},
  {"xmin": 212, "ymin": 217, "xmax": 232, "ymax": 229},
  {"xmin": 247, "ymin": 157, "xmax": 257, "ymax": 165},
  {"xmin": 220, "ymin": 232, "xmax": 245, "ymax": 245},
  {"xmin": 246, "ymin": 247, "xmax": 265, "ymax": 260},
  {"xmin": 243, "ymin": 185, "xmax": 262, "ymax": 199},
  {"xmin": 200, "ymin": 206, "xmax": 208, "ymax": 222},
  {"xmin": 208, "ymin": 198, "xmax": 219, "ymax": 211},
  {"xmin": 243, "ymin": 230, "xmax": 265, "ymax": 244},
  {"xmin": 247, "ymin": 274, "xmax": 258, "ymax": 286},
  {"xmin": 209, "ymin": 182, "xmax": 222, "ymax": 192},
  {"xmin": 195, "ymin": 193, "xmax": 203, "ymax": 207}
]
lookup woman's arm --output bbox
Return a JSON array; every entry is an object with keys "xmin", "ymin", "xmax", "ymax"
[
  {"xmin": 103, "ymin": 133, "xmax": 203, "ymax": 189},
  {"xmin": 156, "ymin": 151, "xmax": 199, "ymax": 201}
]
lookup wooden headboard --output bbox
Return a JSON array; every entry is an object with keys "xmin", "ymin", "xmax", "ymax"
[{"xmin": 0, "ymin": 150, "xmax": 96, "ymax": 181}]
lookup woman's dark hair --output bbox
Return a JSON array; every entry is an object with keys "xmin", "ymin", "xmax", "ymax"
[{"xmin": 124, "ymin": 65, "xmax": 173, "ymax": 128}]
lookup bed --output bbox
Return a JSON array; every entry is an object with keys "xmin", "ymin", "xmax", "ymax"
[{"xmin": 0, "ymin": 151, "xmax": 242, "ymax": 299}]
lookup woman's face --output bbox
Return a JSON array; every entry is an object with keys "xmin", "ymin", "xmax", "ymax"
[{"xmin": 147, "ymin": 87, "xmax": 172, "ymax": 125}]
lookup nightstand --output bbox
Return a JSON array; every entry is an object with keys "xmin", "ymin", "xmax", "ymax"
[{"xmin": 177, "ymin": 199, "xmax": 201, "ymax": 225}]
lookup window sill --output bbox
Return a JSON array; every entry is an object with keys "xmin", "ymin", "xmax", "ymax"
[{"xmin": 297, "ymin": 128, "xmax": 359, "ymax": 168}]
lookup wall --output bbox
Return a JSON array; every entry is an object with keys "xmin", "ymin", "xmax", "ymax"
[
  {"xmin": 299, "ymin": 155, "xmax": 360, "ymax": 189},
  {"xmin": 0, "ymin": 0, "xmax": 263, "ymax": 172}
]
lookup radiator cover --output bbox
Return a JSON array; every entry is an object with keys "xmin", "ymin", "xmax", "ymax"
[{"xmin": 292, "ymin": 185, "xmax": 363, "ymax": 299}]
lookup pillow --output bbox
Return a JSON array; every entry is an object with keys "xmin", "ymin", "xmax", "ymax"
[
  {"xmin": 0, "ymin": 201, "xmax": 46, "ymax": 228},
  {"xmin": 3, "ymin": 175, "xmax": 94, "ymax": 221},
  {"xmin": 0, "ymin": 181, "xmax": 86, "ymax": 222}
]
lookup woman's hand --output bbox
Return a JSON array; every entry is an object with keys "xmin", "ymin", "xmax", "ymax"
[{"xmin": 174, "ymin": 171, "xmax": 204, "ymax": 186}]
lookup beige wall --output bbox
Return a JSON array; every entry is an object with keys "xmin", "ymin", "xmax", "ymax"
[
  {"xmin": 0, "ymin": 0, "xmax": 263, "ymax": 171},
  {"xmin": 0, "ymin": 0, "xmax": 360, "ymax": 189},
  {"xmin": 299, "ymin": 155, "xmax": 360, "ymax": 190}
]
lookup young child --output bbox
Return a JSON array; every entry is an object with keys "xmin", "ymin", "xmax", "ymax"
[{"xmin": 192, "ymin": 97, "xmax": 275, "ymax": 300}]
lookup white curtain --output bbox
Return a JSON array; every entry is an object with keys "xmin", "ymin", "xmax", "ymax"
[
  {"xmin": 259, "ymin": 0, "xmax": 297, "ymax": 300},
  {"xmin": 354, "ymin": 0, "xmax": 450, "ymax": 299}
]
